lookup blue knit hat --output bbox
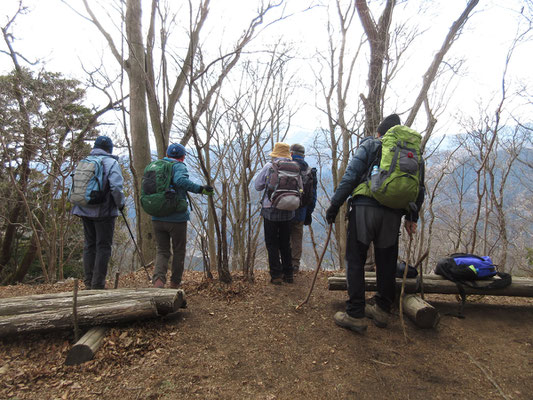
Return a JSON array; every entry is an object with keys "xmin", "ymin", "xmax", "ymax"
[
  {"xmin": 167, "ymin": 143, "xmax": 186, "ymax": 158},
  {"xmin": 94, "ymin": 135, "xmax": 113, "ymax": 153}
]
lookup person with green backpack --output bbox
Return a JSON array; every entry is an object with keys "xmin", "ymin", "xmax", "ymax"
[
  {"xmin": 141, "ymin": 143, "xmax": 213, "ymax": 288},
  {"xmin": 325, "ymin": 114, "xmax": 425, "ymax": 334}
]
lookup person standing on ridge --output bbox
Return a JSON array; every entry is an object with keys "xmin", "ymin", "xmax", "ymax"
[
  {"xmin": 289, "ymin": 143, "xmax": 317, "ymax": 273},
  {"xmin": 254, "ymin": 142, "xmax": 299, "ymax": 284},
  {"xmin": 72, "ymin": 135, "xmax": 125, "ymax": 290},
  {"xmin": 150, "ymin": 143, "xmax": 214, "ymax": 289},
  {"xmin": 326, "ymin": 114, "xmax": 425, "ymax": 333}
]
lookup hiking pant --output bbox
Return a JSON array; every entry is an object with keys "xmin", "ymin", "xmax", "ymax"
[
  {"xmin": 345, "ymin": 204, "xmax": 402, "ymax": 318},
  {"xmin": 290, "ymin": 220, "xmax": 304, "ymax": 269},
  {"xmin": 263, "ymin": 218, "xmax": 293, "ymax": 279},
  {"xmin": 152, "ymin": 220, "xmax": 187, "ymax": 285},
  {"xmin": 82, "ymin": 216, "xmax": 116, "ymax": 289}
]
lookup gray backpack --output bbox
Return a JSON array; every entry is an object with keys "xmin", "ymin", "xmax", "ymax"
[{"xmin": 265, "ymin": 159, "xmax": 303, "ymax": 211}]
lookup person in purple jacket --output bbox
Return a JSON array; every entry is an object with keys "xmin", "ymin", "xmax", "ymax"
[
  {"xmin": 72, "ymin": 136, "xmax": 125, "ymax": 290},
  {"xmin": 151, "ymin": 143, "xmax": 213, "ymax": 288}
]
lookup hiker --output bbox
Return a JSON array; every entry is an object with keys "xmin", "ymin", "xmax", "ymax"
[
  {"xmin": 150, "ymin": 143, "xmax": 214, "ymax": 289},
  {"xmin": 72, "ymin": 135, "xmax": 125, "ymax": 290},
  {"xmin": 325, "ymin": 114, "xmax": 425, "ymax": 333},
  {"xmin": 289, "ymin": 144, "xmax": 317, "ymax": 273},
  {"xmin": 254, "ymin": 142, "xmax": 299, "ymax": 284}
]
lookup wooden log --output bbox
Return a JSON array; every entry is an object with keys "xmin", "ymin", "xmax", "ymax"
[
  {"xmin": 0, "ymin": 288, "xmax": 185, "ymax": 337},
  {"xmin": 327, "ymin": 274, "xmax": 533, "ymax": 297},
  {"xmin": 65, "ymin": 327, "xmax": 108, "ymax": 366},
  {"xmin": 402, "ymin": 294, "xmax": 440, "ymax": 329}
]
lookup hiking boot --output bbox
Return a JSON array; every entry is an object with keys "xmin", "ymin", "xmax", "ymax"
[
  {"xmin": 153, "ymin": 278, "xmax": 165, "ymax": 289},
  {"xmin": 283, "ymin": 274, "xmax": 294, "ymax": 284},
  {"xmin": 365, "ymin": 303, "xmax": 389, "ymax": 328},
  {"xmin": 334, "ymin": 312, "xmax": 367, "ymax": 334},
  {"xmin": 169, "ymin": 281, "xmax": 180, "ymax": 289},
  {"xmin": 270, "ymin": 277, "xmax": 283, "ymax": 285}
]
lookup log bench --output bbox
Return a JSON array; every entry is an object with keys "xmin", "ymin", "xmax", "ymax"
[
  {"xmin": 328, "ymin": 273, "xmax": 533, "ymax": 297},
  {"xmin": 0, "ymin": 288, "xmax": 186, "ymax": 337}
]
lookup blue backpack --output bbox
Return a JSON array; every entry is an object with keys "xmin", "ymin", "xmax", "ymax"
[
  {"xmin": 436, "ymin": 253, "xmax": 499, "ymax": 281},
  {"xmin": 435, "ymin": 253, "xmax": 512, "ymax": 317},
  {"xmin": 69, "ymin": 155, "xmax": 107, "ymax": 207}
]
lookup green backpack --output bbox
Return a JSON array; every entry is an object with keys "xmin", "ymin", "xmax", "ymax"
[
  {"xmin": 352, "ymin": 125, "xmax": 422, "ymax": 210},
  {"xmin": 140, "ymin": 159, "xmax": 188, "ymax": 217}
]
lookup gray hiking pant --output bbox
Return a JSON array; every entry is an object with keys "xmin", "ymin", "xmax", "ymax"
[
  {"xmin": 82, "ymin": 216, "xmax": 116, "ymax": 289},
  {"xmin": 152, "ymin": 220, "xmax": 187, "ymax": 285},
  {"xmin": 290, "ymin": 220, "xmax": 304, "ymax": 269}
]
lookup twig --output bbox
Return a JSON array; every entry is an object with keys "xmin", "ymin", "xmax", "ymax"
[
  {"xmin": 72, "ymin": 279, "xmax": 80, "ymax": 342},
  {"xmin": 399, "ymin": 235, "xmax": 413, "ymax": 343},
  {"xmin": 296, "ymin": 224, "xmax": 333, "ymax": 310},
  {"xmin": 308, "ymin": 224, "xmax": 320, "ymax": 266},
  {"xmin": 464, "ymin": 351, "xmax": 510, "ymax": 400},
  {"xmin": 370, "ymin": 359, "xmax": 396, "ymax": 367},
  {"xmin": 415, "ymin": 249, "xmax": 429, "ymax": 300}
]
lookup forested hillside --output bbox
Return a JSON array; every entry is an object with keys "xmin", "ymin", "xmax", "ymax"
[{"xmin": 0, "ymin": 0, "xmax": 531, "ymax": 284}]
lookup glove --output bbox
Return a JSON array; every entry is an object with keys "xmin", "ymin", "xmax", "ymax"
[
  {"xmin": 201, "ymin": 185, "xmax": 214, "ymax": 196},
  {"xmin": 325, "ymin": 204, "xmax": 339, "ymax": 224},
  {"xmin": 304, "ymin": 212, "xmax": 312, "ymax": 226}
]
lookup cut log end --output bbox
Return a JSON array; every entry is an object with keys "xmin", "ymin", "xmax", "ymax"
[{"xmin": 65, "ymin": 345, "xmax": 94, "ymax": 366}]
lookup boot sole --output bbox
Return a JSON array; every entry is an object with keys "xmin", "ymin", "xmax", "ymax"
[{"xmin": 334, "ymin": 318, "xmax": 368, "ymax": 334}]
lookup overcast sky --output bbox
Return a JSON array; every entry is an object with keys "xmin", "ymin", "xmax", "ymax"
[{"xmin": 1, "ymin": 0, "xmax": 531, "ymax": 138}]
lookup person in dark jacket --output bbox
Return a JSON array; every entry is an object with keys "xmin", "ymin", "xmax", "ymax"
[
  {"xmin": 254, "ymin": 142, "xmax": 295, "ymax": 284},
  {"xmin": 152, "ymin": 143, "xmax": 213, "ymax": 288},
  {"xmin": 73, "ymin": 135, "xmax": 125, "ymax": 290},
  {"xmin": 325, "ymin": 114, "xmax": 425, "ymax": 333},
  {"xmin": 289, "ymin": 144, "xmax": 317, "ymax": 273}
]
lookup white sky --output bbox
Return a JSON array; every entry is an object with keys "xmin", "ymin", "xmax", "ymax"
[{"xmin": 1, "ymin": 0, "xmax": 531, "ymax": 138}]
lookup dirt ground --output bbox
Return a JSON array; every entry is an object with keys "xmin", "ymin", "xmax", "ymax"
[{"xmin": 1, "ymin": 269, "xmax": 532, "ymax": 400}]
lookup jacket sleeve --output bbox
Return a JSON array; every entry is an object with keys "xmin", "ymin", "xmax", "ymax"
[
  {"xmin": 107, "ymin": 160, "xmax": 125, "ymax": 209},
  {"xmin": 254, "ymin": 163, "xmax": 271, "ymax": 192},
  {"xmin": 406, "ymin": 160, "xmax": 426, "ymax": 222},
  {"xmin": 330, "ymin": 138, "xmax": 380, "ymax": 208},
  {"xmin": 307, "ymin": 168, "xmax": 318, "ymax": 215},
  {"xmin": 174, "ymin": 163, "xmax": 203, "ymax": 194}
]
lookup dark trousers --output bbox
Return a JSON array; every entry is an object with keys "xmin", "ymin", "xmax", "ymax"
[
  {"xmin": 345, "ymin": 205, "xmax": 400, "ymax": 318},
  {"xmin": 82, "ymin": 216, "xmax": 116, "ymax": 289},
  {"xmin": 152, "ymin": 220, "xmax": 187, "ymax": 285},
  {"xmin": 263, "ymin": 218, "xmax": 293, "ymax": 279}
]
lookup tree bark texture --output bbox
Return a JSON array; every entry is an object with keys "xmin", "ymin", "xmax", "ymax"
[
  {"xmin": 0, "ymin": 288, "xmax": 185, "ymax": 337},
  {"xmin": 65, "ymin": 327, "xmax": 108, "ymax": 366},
  {"xmin": 402, "ymin": 294, "xmax": 440, "ymax": 329},
  {"xmin": 327, "ymin": 273, "xmax": 533, "ymax": 297},
  {"xmin": 126, "ymin": 0, "xmax": 155, "ymax": 262}
]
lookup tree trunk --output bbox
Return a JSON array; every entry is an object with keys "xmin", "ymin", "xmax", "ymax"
[
  {"xmin": 0, "ymin": 288, "xmax": 186, "ymax": 337},
  {"xmin": 126, "ymin": 0, "xmax": 154, "ymax": 263}
]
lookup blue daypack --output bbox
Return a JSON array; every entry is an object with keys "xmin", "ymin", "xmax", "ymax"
[
  {"xmin": 435, "ymin": 253, "xmax": 512, "ymax": 318},
  {"xmin": 436, "ymin": 253, "xmax": 498, "ymax": 281},
  {"xmin": 69, "ymin": 155, "xmax": 107, "ymax": 207}
]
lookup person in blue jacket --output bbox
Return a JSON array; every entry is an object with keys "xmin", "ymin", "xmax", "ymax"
[
  {"xmin": 289, "ymin": 143, "xmax": 317, "ymax": 273},
  {"xmin": 152, "ymin": 143, "xmax": 213, "ymax": 288},
  {"xmin": 72, "ymin": 136, "xmax": 125, "ymax": 290}
]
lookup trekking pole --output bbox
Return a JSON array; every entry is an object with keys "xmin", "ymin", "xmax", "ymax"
[
  {"xmin": 120, "ymin": 209, "xmax": 152, "ymax": 281},
  {"xmin": 296, "ymin": 223, "xmax": 333, "ymax": 310},
  {"xmin": 399, "ymin": 233, "xmax": 413, "ymax": 343}
]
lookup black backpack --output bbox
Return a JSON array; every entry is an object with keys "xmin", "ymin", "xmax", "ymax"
[
  {"xmin": 435, "ymin": 253, "xmax": 512, "ymax": 317},
  {"xmin": 300, "ymin": 167, "xmax": 317, "ymax": 208}
]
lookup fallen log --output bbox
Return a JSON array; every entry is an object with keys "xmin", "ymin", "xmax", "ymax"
[
  {"xmin": 65, "ymin": 327, "xmax": 108, "ymax": 366},
  {"xmin": 327, "ymin": 274, "xmax": 533, "ymax": 297},
  {"xmin": 402, "ymin": 294, "xmax": 440, "ymax": 329},
  {"xmin": 0, "ymin": 288, "xmax": 185, "ymax": 337}
]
